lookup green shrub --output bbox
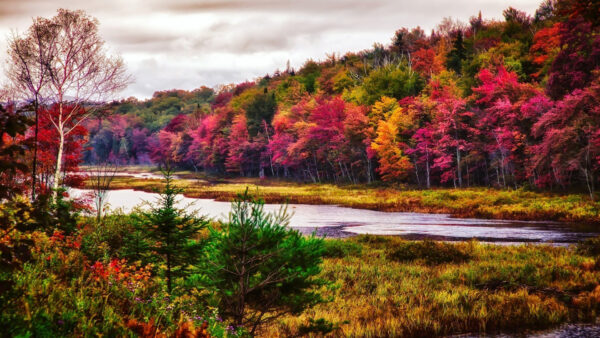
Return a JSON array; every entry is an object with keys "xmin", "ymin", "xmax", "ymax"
[
  {"xmin": 355, "ymin": 234, "xmax": 391, "ymax": 246},
  {"xmin": 80, "ymin": 212, "xmax": 135, "ymax": 261},
  {"xmin": 388, "ymin": 240, "xmax": 471, "ymax": 265},
  {"xmin": 297, "ymin": 318, "xmax": 342, "ymax": 336},
  {"xmin": 323, "ymin": 239, "xmax": 363, "ymax": 258}
]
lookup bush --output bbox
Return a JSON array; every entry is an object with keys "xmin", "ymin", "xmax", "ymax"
[
  {"xmin": 80, "ymin": 212, "xmax": 135, "ymax": 261},
  {"xmin": 576, "ymin": 236, "xmax": 600, "ymax": 256},
  {"xmin": 323, "ymin": 239, "xmax": 362, "ymax": 258},
  {"xmin": 297, "ymin": 318, "xmax": 342, "ymax": 336},
  {"xmin": 355, "ymin": 234, "xmax": 391, "ymax": 246},
  {"xmin": 388, "ymin": 240, "xmax": 471, "ymax": 265},
  {"xmin": 0, "ymin": 228, "xmax": 234, "ymax": 337}
]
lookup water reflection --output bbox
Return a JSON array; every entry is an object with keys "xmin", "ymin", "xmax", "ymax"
[{"xmin": 69, "ymin": 188, "xmax": 600, "ymax": 245}]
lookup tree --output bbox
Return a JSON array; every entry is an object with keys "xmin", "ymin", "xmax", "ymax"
[
  {"xmin": 88, "ymin": 161, "xmax": 118, "ymax": 221},
  {"xmin": 202, "ymin": 190, "xmax": 324, "ymax": 334},
  {"xmin": 472, "ymin": 66, "xmax": 544, "ymax": 186},
  {"xmin": 245, "ymin": 89, "xmax": 276, "ymax": 137},
  {"xmin": 371, "ymin": 100, "xmax": 414, "ymax": 182},
  {"xmin": 429, "ymin": 83, "xmax": 477, "ymax": 187},
  {"xmin": 226, "ymin": 114, "xmax": 251, "ymax": 175},
  {"xmin": 34, "ymin": 9, "xmax": 130, "ymax": 196},
  {"xmin": 356, "ymin": 63, "xmax": 423, "ymax": 105},
  {"xmin": 532, "ymin": 73, "xmax": 600, "ymax": 199},
  {"xmin": 409, "ymin": 127, "xmax": 435, "ymax": 188},
  {"xmin": 0, "ymin": 104, "xmax": 32, "ymax": 199},
  {"xmin": 547, "ymin": 13, "xmax": 600, "ymax": 99},
  {"xmin": 35, "ymin": 104, "xmax": 88, "ymax": 193},
  {"xmin": 446, "ymin": 31, "xmax": 467, "ymax": 74},
  {"xmin": 5, "ymin": 17, "xmax": 55, "ymax": 199},
  {"xmin": 133, "ymin": 169, "xmax": 208, "ymax": 292},
  {"xmin": 413, "ymin": 48, "xmax": 445, "ymax": 78},
  {"xmin": 529, "ymin": 23, "xmax": 562, "ymax": 79}
]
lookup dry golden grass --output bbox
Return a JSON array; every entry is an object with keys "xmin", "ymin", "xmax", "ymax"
[
  {"xmin": 85, "ymin": 174, "xmax": 600, "ymax": 224},
  {"xmin": 261, "ymin": 237, "xmax": 600, "ymax": 337}
]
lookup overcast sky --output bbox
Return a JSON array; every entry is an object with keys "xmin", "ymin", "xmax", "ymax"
[{"xmin": 0, "ymin": 0, "xmax": 542, "ymax": 99}]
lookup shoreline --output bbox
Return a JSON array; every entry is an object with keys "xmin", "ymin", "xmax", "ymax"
[{"xmin": 80, "ymin": 172, "xmax": 600, "ymax": 226}]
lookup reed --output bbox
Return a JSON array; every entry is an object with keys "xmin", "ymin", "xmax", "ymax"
[
  {"xmin": 262, "ymin": 237, "xmax": 600, "ymax": 336},
  {"xmin": 86, "ymin": 175, "xmax": 600, "ymax": 224}
]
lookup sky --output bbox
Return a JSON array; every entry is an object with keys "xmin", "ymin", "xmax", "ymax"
[{"xmin": 0, "ymin": 0, "xmax": 542, "ymax": 99}]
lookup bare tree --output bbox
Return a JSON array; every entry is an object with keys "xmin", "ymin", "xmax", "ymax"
[
  {"xmin": 5, "ymin": 10, "xmax": 131, "ymax": 198},
  {"xmin": 28, "ymin": 9, "xmax": 130, "ymax": 198},
  {"xmin": 89, "ymin": 162, "xmax": 119, "ymax": 221},
  {"xmin": 5, "ymin": 16, "xmax": 56, "ymax": 199}
]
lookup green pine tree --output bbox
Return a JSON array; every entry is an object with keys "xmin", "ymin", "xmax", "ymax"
[
  {"xmin": 121, "ymin": 219, "xmax": 153, "ymax": 264},
  {"xmin": 202, "ymin": 189, "xmax": 325, "ymax": 334},
  {"xmin": 134, "ymin": 168, "xmax": 208, "ymax": 293},
  {"xmin": 446, "ymin": 32, "xmax": 467, "ymax": 74}
]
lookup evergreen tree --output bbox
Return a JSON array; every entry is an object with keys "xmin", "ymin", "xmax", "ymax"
[
  {"xmin": 133, "ymin": 168, "xmax": 208, "ymax": 292},
  {"xmin": 121, "ymin": 219, "xmax": 154, "ymax": 264},
  {"xmin": 202, "ymin": 190, "xmax": 325, "ymax": 334},
  {"xmin": 245, "ymin": 89, "xmax": 276, "ymax": 137},
  {"xmin": 446, "ymin": 32, "xmax": 467, "ymax": 74}
]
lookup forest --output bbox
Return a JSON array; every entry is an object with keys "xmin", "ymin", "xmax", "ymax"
[{"xmin": 74, "ymin": 0, "xmax": 600, "ymax": 198}]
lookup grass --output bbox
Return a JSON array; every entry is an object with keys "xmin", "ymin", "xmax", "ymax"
[
  {"xmin": 84, "ymin": 173, "xmax": 600, "ymax": 224},
  {"xmin": 261, "ymin": 236, "xmax": 600, "ymax": 336}
]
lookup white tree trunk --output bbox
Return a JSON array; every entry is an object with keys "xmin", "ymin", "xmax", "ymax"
[{"xmin": 52, "ymin": 129, "xmax": 65, "ymax": 198}]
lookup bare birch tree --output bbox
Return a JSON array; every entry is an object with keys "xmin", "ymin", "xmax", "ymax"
[
  {"xmin": 89, "ymin": 161, "xmax": 119, "ymax": 221},
  {"xmin": 42, "ymin": 9, "xmax": 130, "ymax": 197},
  {"xmin": 5, "ymin": 16, "xmax": 56, "ymax": 199}
]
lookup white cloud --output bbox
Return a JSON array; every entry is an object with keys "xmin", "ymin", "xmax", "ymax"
[{"xmin": 0, "ymin": 0, "xmax": 542, "ymax": 99}]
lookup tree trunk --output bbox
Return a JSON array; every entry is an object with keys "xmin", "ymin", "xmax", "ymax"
[
  {"xmin": 167, "ymin": 252, "xmax": 172, "ymax": 293},
  {"xmin": 313, "ymin": 153, "xmax": 320, "ymax": 183},
  {"xmin": 456, "ymin": 146, "xmax": 462, "ymax": 187},
  {"xmin": 52, "ymin": 129, "xmax": 65, "ymax": 198},
  {"xmin": 31, "ymin": 98, "xmax": 39, "ymax": 200},
  {"xmin": 413, "ymin": 158, "xmax": 421, "ymax": 187},
  {"xmin": 425, "ymin": 148, "xmax": 431, "ymax": 189},
  {"xmin": 495, "ymin": 165, "xmax": 501, "ymax": 187},
  {"xmin": 365, "ymin": 153, "xmax": 372, "ymax": 184}
]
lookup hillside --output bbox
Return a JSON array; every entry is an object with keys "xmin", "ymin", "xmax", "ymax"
[{"xmin": 84, "ymin": 0, "xmax": 600, "ymax": 197}]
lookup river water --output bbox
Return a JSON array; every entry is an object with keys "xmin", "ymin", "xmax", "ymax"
[{"xmin": 69, "ymin": 188, "xmax": 600, "ymax": 245}]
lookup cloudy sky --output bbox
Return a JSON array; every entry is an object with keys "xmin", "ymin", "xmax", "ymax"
[{"xmin": 0, "ymin": 0, "xmax": 541, "ymax": 99}]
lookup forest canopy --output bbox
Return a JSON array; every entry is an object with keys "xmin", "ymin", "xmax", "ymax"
[{"xmin": 16, "ymin": 0, "xmax": 597, "ymax": 198}]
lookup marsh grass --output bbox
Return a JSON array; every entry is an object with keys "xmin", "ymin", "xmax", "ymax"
[
  {"xmin": 261, "ymin": 237, "xmax": 600, "ymax": 337},
  {"xmin": 89, "ymin": 175, "xmax": 600, "ymax": 224},
  {"xmin": 388, "ymin": 240, "xmax": 471, "ymax": 265}
]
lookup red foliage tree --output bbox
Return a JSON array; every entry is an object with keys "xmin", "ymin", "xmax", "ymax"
[
  {"xmin": 532, "ymin": 73, "xmax": 600, "ymax": 198},
  {"xmin": 35, "ymin": 104, "xmax": 88, "ymax": 192}
]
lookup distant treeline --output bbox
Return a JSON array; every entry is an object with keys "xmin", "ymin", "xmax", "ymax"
[{"xmin": 84, "ymin": 0, "xmax": 600, "ymax": 196}]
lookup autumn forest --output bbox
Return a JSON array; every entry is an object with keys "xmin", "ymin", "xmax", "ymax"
[{"xmin": 73, "ymin": 0, "xmax": 600, "ymax": 196}]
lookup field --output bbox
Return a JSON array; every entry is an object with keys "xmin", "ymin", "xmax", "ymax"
[
  {"xmin": 263, "ymin": 236, "xmax": 600, "ymax": 336},
  {"xmin": 84, "ymin": 170, "xmax": 600, "ymax": 225}
]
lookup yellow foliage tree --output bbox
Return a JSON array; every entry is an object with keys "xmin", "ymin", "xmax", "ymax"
[{"xmin": 371, "ymin": 105, "xmax": 414, "ymax": 182}]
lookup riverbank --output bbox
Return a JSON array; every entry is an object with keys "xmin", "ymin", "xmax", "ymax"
[
  {"xmin": 71, "ymin": 187, "xmax": 600, "ymax": 244},
  {"xmin": 261, "ymin": 236, "xmax": 600, "ymax": 336},
  {"xmin": 83, "ymin": 171, "xmax": 600, "ymax": 225}
]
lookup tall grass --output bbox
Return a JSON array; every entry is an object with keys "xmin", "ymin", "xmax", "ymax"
[
  {"xmin": 261, "ymin": 237, "xmax": 600, "ymax": 336},
  {"xmin": 90, "ymin": 176, "xmax": 600, "ymax": 224}
]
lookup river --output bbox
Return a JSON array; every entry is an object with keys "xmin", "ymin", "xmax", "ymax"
[{"xmin": 69, "ymin": 188, "xmax": 600, "ymax": 245}]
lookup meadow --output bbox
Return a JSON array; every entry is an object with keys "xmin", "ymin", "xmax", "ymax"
[
  {"xmin": 264, "ymin": 236, "xmax": 600, "ymax": 336},
  {"xmin": 89, "ymin": 172, "xmax": 600, "ymax": 225}
]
